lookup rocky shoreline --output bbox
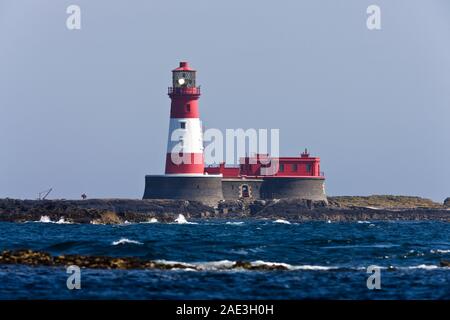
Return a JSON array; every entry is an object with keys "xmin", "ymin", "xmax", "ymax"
[
  {"xmin": 0, "ymin": 249, "xmax": 290, "ymax": 271},
  {"xmin": 0, "ymin": 196, "xmax": 449, "ymax": 224},
  {"xmin": 1, "ymin": 249, "xmax": 449, "ymax": 270}
]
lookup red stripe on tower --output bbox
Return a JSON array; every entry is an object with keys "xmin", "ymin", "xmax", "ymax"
[{"xmin": 165, "ymin": 62, "xmax": 205, "ymax": 175}]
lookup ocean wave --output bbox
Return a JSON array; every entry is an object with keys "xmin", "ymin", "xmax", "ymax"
[
  {"xmin": 111, "ymin": 238, "xmax": 143, "ymax": 246},
  {"xmin": 250, "ymin": 260, "xmax": 336, "ymax": 271},
  {"xmin": 39, "ymin": 216, "xmax": 52, "ymax": 223},
  {"xmin": 273, "ymin": 219, "xmax": 291, "ymax": 224},
  {"xmin": 430, "ymin": 249, "xmax": 450, "ymax": 254},
  {"xmin": 173, "ymin": 214, "xmax": 197, "ymax": 224},
  {"xmin": 291, "ymin": 265, "xmax": 339, "ymax": 271},
  {"xmin": 248, "ymin": 246, "xmax": 266, "ymax": 253},
  {"xmin": 226, "ymin": 222, "xmax": 244, "ymax": 225},
  {"xmin": 230, "ymin": 249, "xmax": 249, "ymax": 255},
  {"xmin": 153, "ymin": 259, "xmax": 339, "ymax": 271},
  {"xmin": 323, "ymin": 244, "xmax": 400, "ymax": 249},
  {"xmin": 56, "ymin": 218, "xmax": 72, "ymax": 224},
  {"xmin": 116, "ymin": 220, "xmax": 138, "ymax": 226},
  {"xmin": 405, "ymin": 264, "xmax": 439, "ymax": 270},
  {"xmin": 36, "ymin": 216, "xmax": 73, "ymax": 224}
]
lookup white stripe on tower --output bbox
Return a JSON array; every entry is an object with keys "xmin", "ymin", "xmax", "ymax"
[{"xmin": 167, "ymin": 118, "xmax": 203, "ymax": 154}]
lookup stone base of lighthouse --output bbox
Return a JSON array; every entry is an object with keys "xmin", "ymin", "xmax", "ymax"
[
  {"xmin": 143, "ymin": 175, "xmax": 224, "ymax": 206},
  {"xmin": 221, "ymin": 177, "xmax": 327, "ymax": 202}
]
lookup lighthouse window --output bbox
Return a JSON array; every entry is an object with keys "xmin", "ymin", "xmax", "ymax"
[
  {"xmin": 306, "ymin": 164, "xmax": 312, "ymax": 172},
  {"xmin": 279, "ymin": 164, "xmax": 284, "ymax": 172},
  {"xmin": 180, "ymin": 122, "xmax": 186, "ymax": 129},
  {"xmin": 291, "ymin": 164, "xmax": 298, "ymax": 171},
  {"xmin": 186, "ymin": 104, "xmax": 191, "ymax": 112}
]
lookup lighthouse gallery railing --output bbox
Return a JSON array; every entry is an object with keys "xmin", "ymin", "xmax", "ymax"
[{"xmin": 168, "ymin": 87, "xmax": 201, "ymax": 95}]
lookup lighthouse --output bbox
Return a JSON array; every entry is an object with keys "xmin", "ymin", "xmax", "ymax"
[
  {"xmin": 165, "ymin": 62, "xmax": 204, "ymax": 175},
  {"xmin": 143, "ymin": 62, "xmax": 224, "ymax": 205},
  {"xmin": 143, "ymin": 61, "xmax": 326, "ymax": 205}
]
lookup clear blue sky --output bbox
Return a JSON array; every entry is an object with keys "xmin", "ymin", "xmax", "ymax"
[{"xmin": 1, "ymin": 0, "xmax": 449, "ymax": 201}]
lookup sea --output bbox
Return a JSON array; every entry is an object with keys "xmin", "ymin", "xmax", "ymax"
[{"xmin": 0, "ymin": 218, "xmax": 449, "ymax": 299}]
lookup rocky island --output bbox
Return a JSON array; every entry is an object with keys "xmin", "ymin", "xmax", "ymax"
[{"xmin": 0, "ymin": 195, "xmax": 448, "ymax": 224}]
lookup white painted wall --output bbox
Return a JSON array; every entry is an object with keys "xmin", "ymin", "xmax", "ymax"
[{"xmin": 166, "ymin": 118, "xmax": 203, "ymax": 154}]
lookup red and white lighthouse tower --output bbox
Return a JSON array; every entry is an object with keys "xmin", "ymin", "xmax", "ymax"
[
  {"xmin": 143, "ymin": 62, "xmax": 224, "ymax": 205},
  {"xmin": 165, "ymin": 62, "xmax": 204, "ymax": 175}
]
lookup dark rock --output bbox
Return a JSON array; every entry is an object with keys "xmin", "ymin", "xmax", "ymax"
[
  {"xmin": 0, "ymin": 250, "xmax": 286, "ymax": 271},
  {"xmin": 444, "ymin": 198, "xmax": 450, "ymax": 208},
  {"xmin": 440, "ymin": 260, "xmax": 450, "ymax": 267},
  {"xmin": 233, "ymin": 261, "xmax": 288, "ymax": 271},
  {"xmin": 328, "ymin": 195, "xmax": 443, "ymax": 209}
]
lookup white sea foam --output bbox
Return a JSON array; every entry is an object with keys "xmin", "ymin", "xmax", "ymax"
[
  {"xmin": 175, "ymin": 214, "xmax": 188, "ymax": 224},
  {"xmin": 111, "ymin": 238, "xmax": 143, "ymax": 246},
  {"xmin": 172, "ymin": 267, "xmax": 197, "ymax": 272},
  {"xmin": 323, "ymin": 244, "xmax": 399, "ymax": 249},
  {"xmin": 56, "ymin": 217, "xmax": 72, "ymax": 224},
  {"xmin": 250, "ymin": 260, "xmax": 292, "ymax": 269},
  {"xmin": 355, "ymin": 265, "xmax": 443, "ymax": 271},
  {"xmin": 250, "ymin": 260, "xmax": 338, "ymax": 271},
  {"xmin": 198, "ymin": 260, "xmax": 237, "ymax": 270},
  {"xmin": 147, "ymin": 218, "xmax": 158, "ymax": 223},
  {"xmin": 357, "ymin": 221, "xmax": 371, "ymax": 224},
  {"xmin": 249, "ymin": 246, "xmax": 266, "ymax": 253},
  {"xmin": 406, "ymin": 264, "xmax": 439, "ymax": 270},
  {"xmin": 149, "ymin": 259, "xmax": 447, "ymax": 272},
  {"xmin": 174, "ymin": 214, "xmax": 197, "ymax": 224},
  {"xmin": 230, "ymin": 249, "xmax": 249, "ymax": 255},
  {"xmin": 430, "ymin": 249, "xmax": 450, "ymax": 254},
  {"xmin": 226, "ymin": 222, "xmax": 244, "ymax": 225},
  {"xmin": 37, "ymin": 216, "xmax": 72, "ymax": 224},
  {"xmin": 291, "ymin": 265, "xmax": 338, "ymax": 271},
  {"xmin": 116, "ymin": 220, "xmax": 136, "ymax": 226},
  {"xmin": 154, "ymin": 259, "xmax": 194, "ymax": 265},
  {"xmin": 38, "ymin": 216, "xmax": 52, "ymax": 223},
  {"xmin": 153, "ymin": 259, "xmax": 338, "ymax": 271},
  {"xmin": 273, "ymin": 219, "xmax": 291, "ymax": 224}
]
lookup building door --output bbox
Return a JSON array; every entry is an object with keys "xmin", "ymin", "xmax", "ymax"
[{"xmin": 241, "ymin": 184, "xmax": 250, "ymax": 198}]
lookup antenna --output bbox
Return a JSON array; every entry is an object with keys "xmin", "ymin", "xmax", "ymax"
[{"xmin": 38, "ymin": 188, "xmax": 53, "ymax": 200}]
